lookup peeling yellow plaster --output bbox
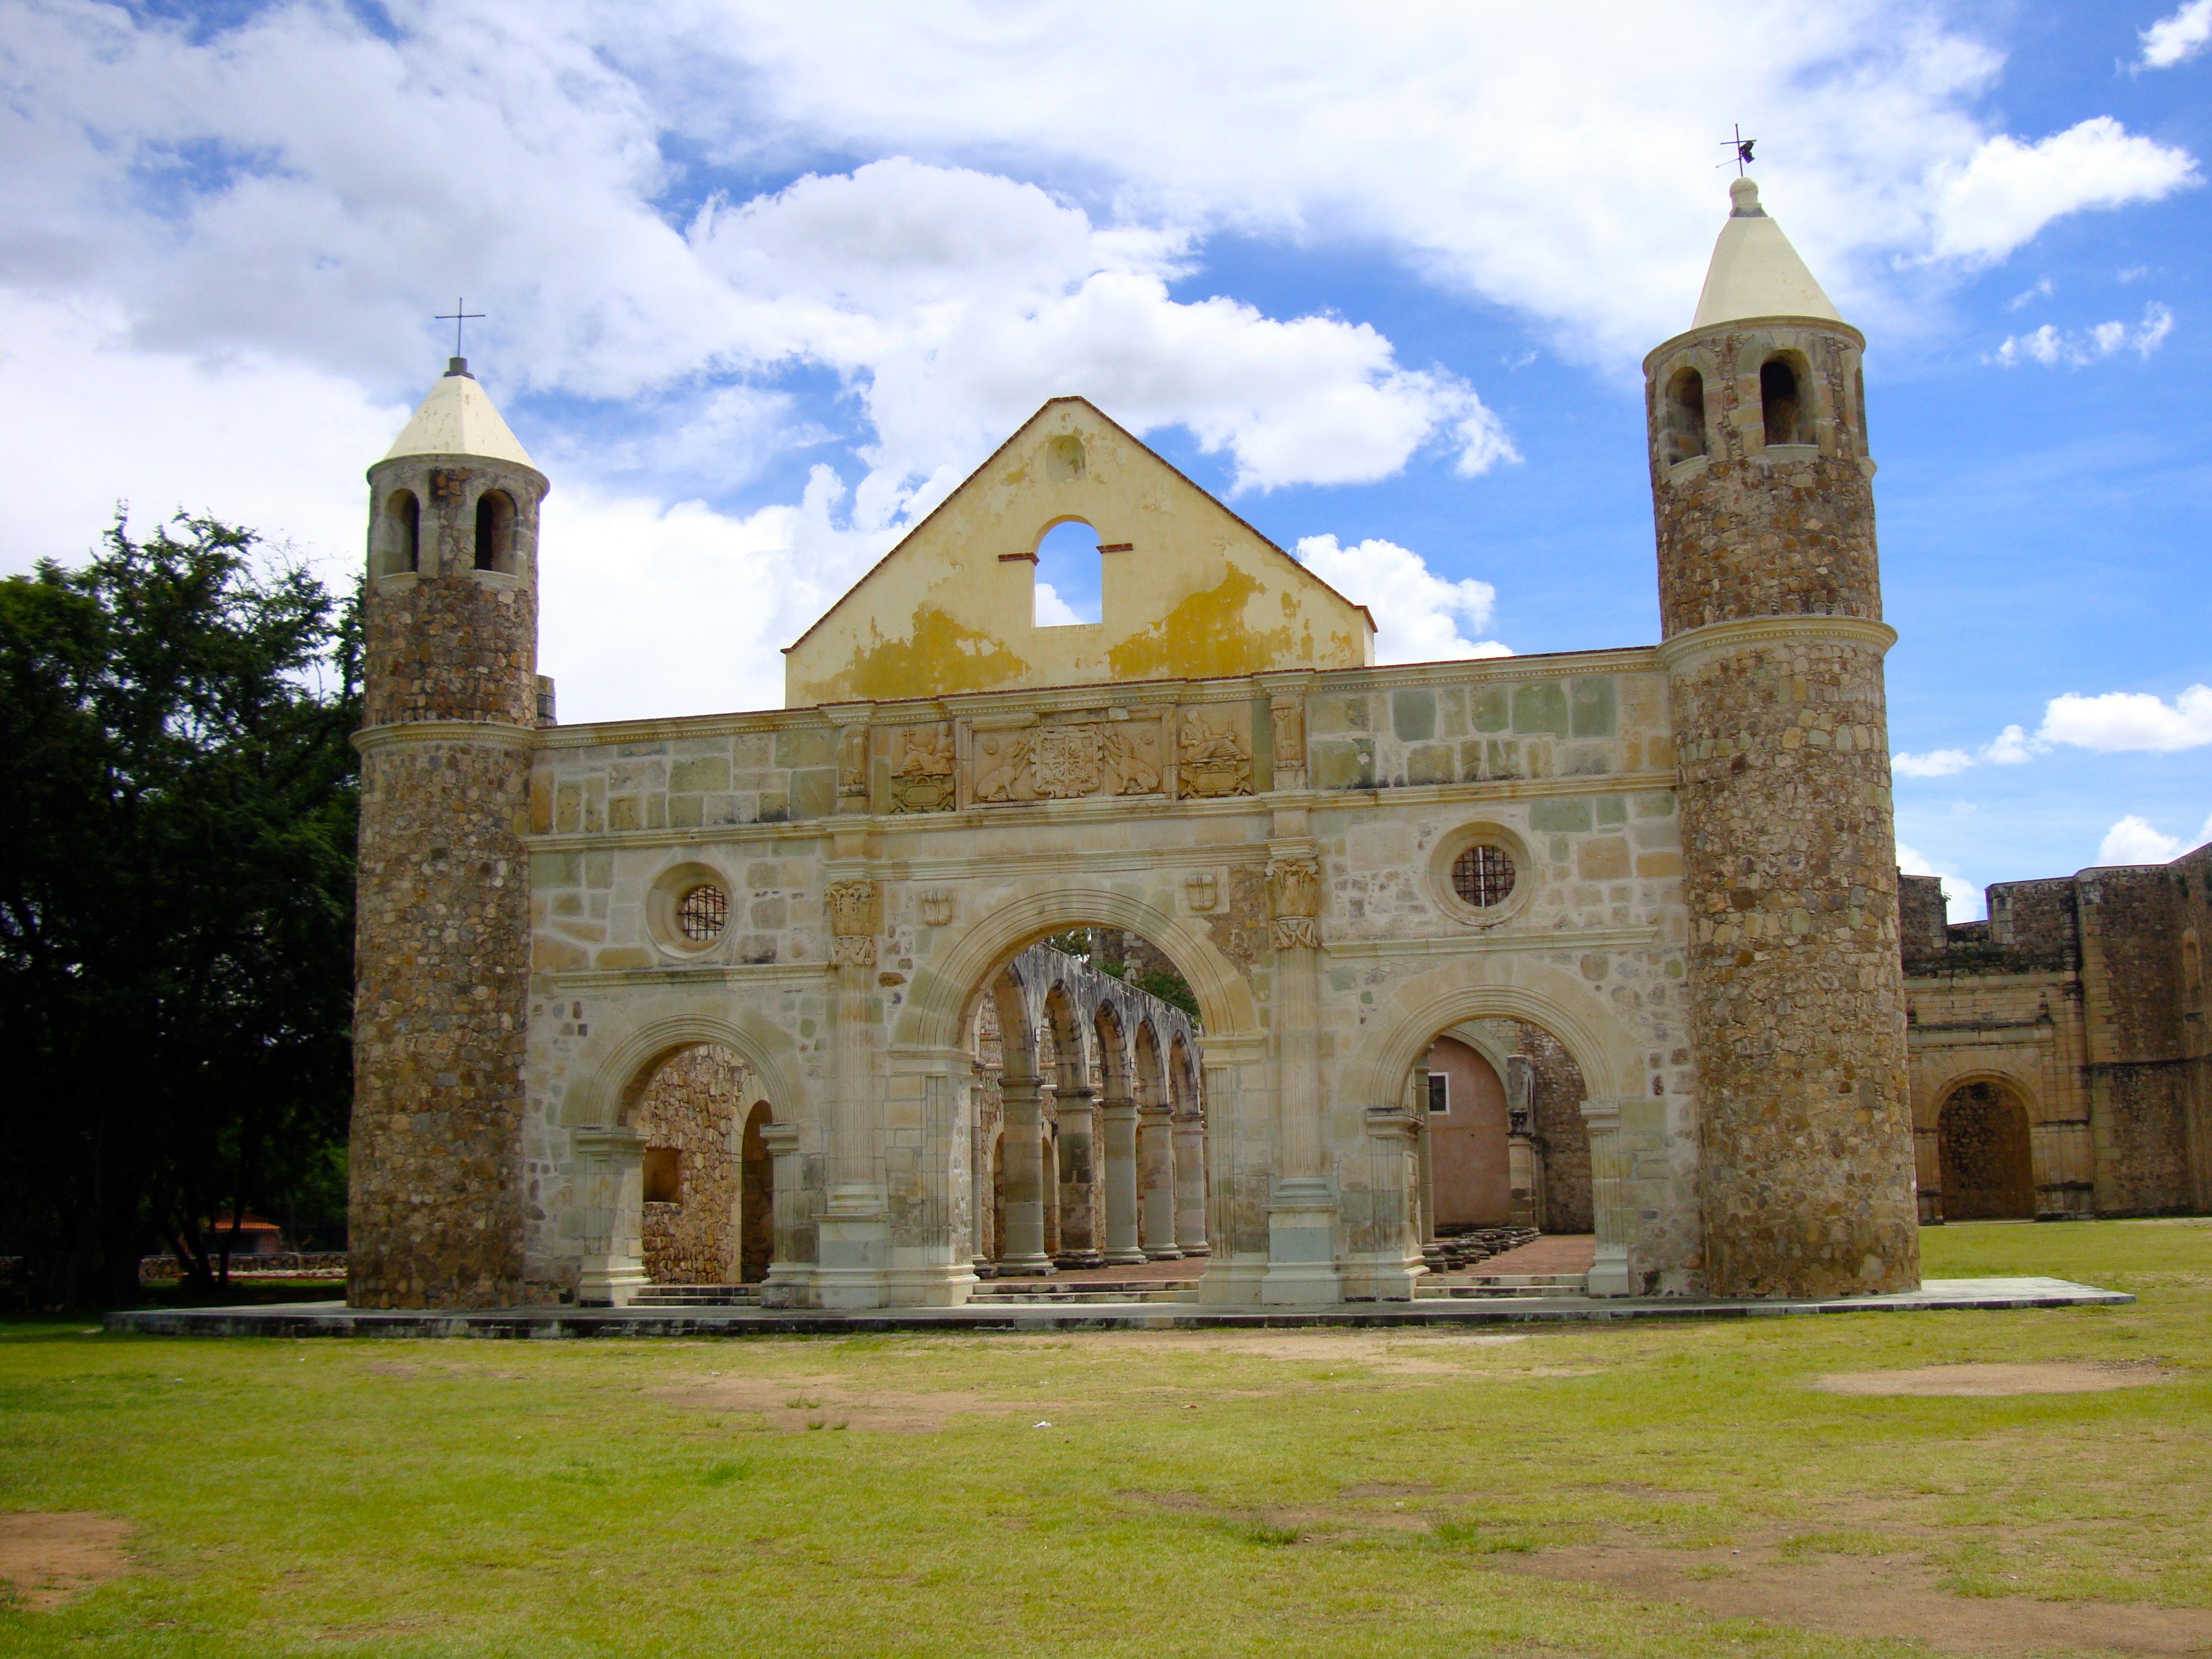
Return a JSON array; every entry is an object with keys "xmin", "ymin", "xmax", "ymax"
[
  {"xmin": 783, "ymin": 397, "xmax": 1373, "ymax": 706},
  {"xmin": 812, "ymin": 604, "xmax": 1031, "ymax": 704}
]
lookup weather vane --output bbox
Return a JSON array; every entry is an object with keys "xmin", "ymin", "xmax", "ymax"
[
  {"xmin": 1718, "ymin": 124, "xmax": 1756, "ymax": 175},
  {"xmin": 434, "ymin": 297, "xmax": 485, "ymax": 358}
]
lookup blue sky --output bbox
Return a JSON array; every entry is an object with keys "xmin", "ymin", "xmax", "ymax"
[{"xmin": 2, "ymin": 1, "xmax": 2209, "ymax": 915}]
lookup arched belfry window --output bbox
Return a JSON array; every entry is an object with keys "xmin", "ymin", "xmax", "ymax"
[
  {"xmin": 1033, "ymin": 518, "xmax": 1102, "ymax": 626},
  {"xmin": 379, "ymin": 488, "xmax": 420, "ymax": 576},
  {"xmin": 1664, "ymin": 367, "xmax": 1707, "ymax": 464},
  {"xmin": 1761, "ymin": 355, "xmax": 1809, "ymax": 447},
  {"xmin": 474, "ymin": 489, "xmax": 517, "ymax": 573}
]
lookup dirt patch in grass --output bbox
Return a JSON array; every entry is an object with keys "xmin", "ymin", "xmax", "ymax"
[
  {"xmin": 0, "ymin": 1511, "xmax": 134, "ymax": 1610},
  {"xmin": 1815, "ymin": 1361, "xmax": 2177, "ymax": 1397},
  {"xmin": 1497, "ymin": 1536, "xmax": 2212, "ymax": 1656},
  {"xmin": 1137, "ymin": 1491, "xmax": 1434, "ymax": 1537},
  {"xmin": 650, "ymin": 1373, "xmax": 1037, "ymax": 1433}
]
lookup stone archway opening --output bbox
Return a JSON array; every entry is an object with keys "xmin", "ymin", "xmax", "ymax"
[
  {"xmin": 627, "ymin": 1044, "xmax": 754, "ymax": 1287},
  {"xmin": 957, "ymin": 924, "xmax": 1211, "ymax": 1285},
  {"xmin": 1936, "ymin": 1080, "xmax": 2035, "ymax": 1221},
  {"xmin": 1410, "ymin": 1018, "xmax": 1596, "ymax": 1280}
]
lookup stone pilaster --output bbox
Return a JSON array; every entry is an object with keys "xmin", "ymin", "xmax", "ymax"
[
  {"xmin": 572, "ymin": 1126, "xmax": 647, "ymax": 1307},
  {"xmin": 1261, "ymin": 829, "xmax": 1340, "ymax": 1303},
  {"xmin": 817, "ymin": 869, "xmax": 891, "ymax": 1307},
  {"xmin": 757, "ymin": 1123, "xmax": 814, "ymax": 1308}
]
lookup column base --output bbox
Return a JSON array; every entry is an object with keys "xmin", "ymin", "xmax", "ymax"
[
  {"xmin": 1587, "ymin": 1241, "xmax": 1633, "ymax": 1298},
  {"xmin": 815, "ymin": 1190, "xmax": 892, "ymax": 1310},
  {"xmin": 577, "ymin": 1257, "xmax": 647, "ymax": 1308},
  {"xmin": 993, "ymin": 1255, "xmax": 1056, "ymax": 1277},
  {"xmin": 1142, "ymin": 1246, "xmax": 1184, "ymax": 1262},
  {"xmin": 757, "ymin": 1263, "xmax": 815, "ymax": 1309},
  {"xmin": 1102, "ymin": 1248, "xmax": 1148, "ymax": 1267},
  {"xmin": 1054, "ymin": 1251, "xmax": 1105, "ymax": 1270},
  {"xmin": 1173, "ymin": 1243, "xmax": 1212, "ymax": 1257},
  {"xmin": 1259, "ymin": 1179, "xmax": 1342, "ymax": 1306}
]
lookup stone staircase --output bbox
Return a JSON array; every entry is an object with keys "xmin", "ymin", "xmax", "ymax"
[
  {"xmin": 1416, "ymin": 1271, "xmax": 1587, "ymax": 1299},
  {"xmin": 629, "ymin": 1284, "xmax": 762, "ymax": 1307},
  {"xmin": 968, "ymin": 1277, "xmax": 1198, "ymax": 1305}
]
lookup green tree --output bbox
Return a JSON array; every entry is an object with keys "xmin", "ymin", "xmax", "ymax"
[{"xmin": 0, "ymin": 514, "xmax": 359, "ymax": 1308}]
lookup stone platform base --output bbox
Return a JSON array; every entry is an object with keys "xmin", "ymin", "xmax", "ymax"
[{"xmin": 107, "ymin": 1277, "xmax": 2126, "ymax": 1340}]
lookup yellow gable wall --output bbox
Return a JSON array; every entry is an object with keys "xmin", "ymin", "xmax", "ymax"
[{"xmin": 782, "ymin": 399, "xmax": 1375, "ymax": 706}]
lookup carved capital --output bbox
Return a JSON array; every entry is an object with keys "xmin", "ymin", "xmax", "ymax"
[
  {"xmin": 831, "ymin": 934, "xmax": 878, "ymax": 968},
  {"xmin": 1266, "ymin": 854, "xmax": 1321, "ymax": 921},
  {"xmin": 825, "ymin": 878, "xmax": 877, "ymax": 937},
  {"xmin": 1270, "ymin": 915, "xmax": 1320, "ymax": 952}
]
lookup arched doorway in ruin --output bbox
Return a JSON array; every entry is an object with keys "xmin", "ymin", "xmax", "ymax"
[
  {"xmin": 1421, "ymin": 1024, "xmax": 1593, "ymax": 1237},
  {"xmin": 955, "ymin": 925, "xmax": 1212, "ymax": 1282},
  {"xmin": 1937, "ymin": 1080, "xmax": 2036, "ymax": 1221},
  {"xmin": 627, "ymin": 1044, "xmax": 774, "ymax": 1287}
]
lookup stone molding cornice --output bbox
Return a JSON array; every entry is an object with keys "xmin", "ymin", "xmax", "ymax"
[
  {"xmin": 1642, "ymin": 314, "xmax": 1867, "ymax": 374},
  {"xmin": 1654, "ymin": 614, "xmax": 1897, "ymax": 673},
  {"xmin": 1324, "ymin": 925, "xmax": 1663, "ymax": 960},
  {"xmin": 353, "ymin": 719, "xmax": 539, "ymax": 756},
  {"xmin": 532, "ymin": 961, "xmax": 832, "ymax": 993},
  {"xmin": 521, "ymin": 768, "xmax": 1686, "ymax": 856}
]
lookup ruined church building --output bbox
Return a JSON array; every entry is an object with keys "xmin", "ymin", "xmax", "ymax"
[{"xmin": 350, "ymin": 176, "xmax": 2083, "ymax": 1313}]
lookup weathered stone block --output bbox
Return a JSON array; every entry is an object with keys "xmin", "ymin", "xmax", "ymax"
[
  {"xmin": 1312, "ymin": 738, "xmax": 1376, "ymax": 790},
  {"xmin": 1530, "ymin": 798, "xmax": 1593, "ymax": 833},
  {"xmin": 669, "ymin": 756, "xmax": 729, "ymax": 793},
  {"xmin": 1405, "ymin": 743, "xmax": 1454, "ymax": 786},
  {"xmin": 775, "ymin": 728, "xmax": 836, "ymax": 770},
  {"xmin": 1392, "ymin": 689, "xmax": 1436, "ymax": 742},
  {"xmin": 1512, "ymin": 682, "xmax": 1570, "ymax": 737}
]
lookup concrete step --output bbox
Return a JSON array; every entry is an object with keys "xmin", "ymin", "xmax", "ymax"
[
  {"xmin": 631, "ymin": 1285, "xmax": 762, "ymax": 1306},
  {"xmin": 970, "ymin": 1286, "xmax": 1198, "ymax": 1304},
  {"xmin": 1417, "ymin": 1274, "xmax": 1588, "ymax": 1299}
]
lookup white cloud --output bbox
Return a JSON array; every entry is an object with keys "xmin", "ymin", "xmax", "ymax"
[
  {"xmin": 1930, "ymin": 118, "xmax": 2200, "ymax": 264},
  {"xmin": 1032, "ymin": 581, "xmax": 1085, "ymax": 628},
  {"xmin": 2006, "ymin": 276, "xmax": 2054, "ymax": 309},
  {"xmin": 1992, "ymin": 302, "xmax": 2176, "ymax": 367},
  {"xmin": 2142, "ymin": 0, "xmax": 2212, "ymax": 69},
  {"xmin": 1981, "ymin": 723, "xmax": 2039, "ymax": 764},
  {"xmin": 1291, "ymin": 535, "xmax": 1508, "ymax": 664},
  {"xmin": 2039, "ymin": 684, "xmax": 2212, "ymax": 753},
  {"xmin": 1893, "ymin": 748, "xmax": 1974, "ymax": 778},
  {"xmin": 536, "ymin": 466, "xmax": 891, "ymax": 723},
  {"xmin": 1896, "ymin": 839, "xmax": 1985, "ymax": 923},
  {"xmin": 2098, "ymin": 815, "xmax": 2187, "ymax": 866}
]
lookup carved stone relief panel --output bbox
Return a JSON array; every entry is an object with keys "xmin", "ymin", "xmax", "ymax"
[
  {"xmin": 1178, "ymin": 705, "xmax": 1254, "ymax": 799},
  {"xmin": 961, "ymin": 711, "xmax": 1168, "ymax": 806},
  {"xmin": 886, "ymin": 722, "xmax": 956, "ymax": 814}
]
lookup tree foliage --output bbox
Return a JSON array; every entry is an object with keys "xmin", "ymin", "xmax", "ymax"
[{"xmin": 0, "ymin": 515, "xmax": 359, "ymax": 1308}]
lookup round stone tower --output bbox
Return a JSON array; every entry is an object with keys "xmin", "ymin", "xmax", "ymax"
[
  {"xmin": 1645, "ymin": 178, "xmax": 1919, "ymax": 1298},
  {"xmin": 349, "ymin": 356, "xmax": 547, "ymax": 1309}
]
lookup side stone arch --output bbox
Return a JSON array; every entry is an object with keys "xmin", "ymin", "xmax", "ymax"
[
  {"xmin": 557, "ymin": 1004, "xmax": 810, "ymax": 1131},
  {"xmin": 897, "ymin": 880, "xmax": 1259, "ymax": 1050},
  {"xmin": 1344, "ymin": 954, "xmax": 1651, "ymax": 1296}
]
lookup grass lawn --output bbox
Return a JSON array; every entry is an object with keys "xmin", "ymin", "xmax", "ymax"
[{"xmin": 3, "ymin": 1221, "xmax": 2208, "ymax": 1657}]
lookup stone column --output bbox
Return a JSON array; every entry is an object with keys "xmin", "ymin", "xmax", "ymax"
[
  {"xmin": 1054, "ymin": 1081, "xmax": 1102, "ymax": 1267},
  {"xmin": 1098, "ymin": 1090, "xmax": 1144, "ymax": 1265},
  {"xmin": 817, "ymin": 872, "xmax": 890, "ymax": 1308},
  {"xmin": 1172, "ymin": 1114, "xmax": 1210, "ymax": 1255},
  {"xmin": 1137, "ymin": 1100, "xmax": 1181, "ymax": 1259},
  {"xmin": 572, "ymin": 1126, "xmax": 647, "ymax": 1307},
  {"xmin": 1355, "ymin": 1108, "xmax": 1424, "ymax": 1300},
  {"xmin": 757, "ymin": 1123, "xmax": 813, "ymax": 1308},
  {"xmin": 1914, "ymin": 1124, "xmax": 1944, "ymax": 1224},
  {"xmin": 1505, "ymin": 1054, "xmax": 1545, "ymax": 1229},
  {"xmin": 995, "ymin": 1078, "xmax": 1055, "ymax": 1275},
  {"xmin": 1582, "ymin": 1100, "xmax": 1634, "ymax": 1297},
  {"xmin": 1262, "ymin": 838, "xmax": 1340, "ymax": 1303}
]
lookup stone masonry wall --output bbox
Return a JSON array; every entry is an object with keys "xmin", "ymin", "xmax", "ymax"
[
  {"xmin": 634, "ymin": 1045, "xmax": 747, "ymax": 1284},
  {"xmin": 349, "ymin": 736, "xmax": 532, "ymax": 1307}
]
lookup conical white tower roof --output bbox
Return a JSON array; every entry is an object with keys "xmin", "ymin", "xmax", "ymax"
[
  {"xmin": 382, "ymin": 359, "xmax": 535, "ymax": 468},
  {"xmin": 1690, "ymin": 178, "xmax": 1844, "ymax": 331}
]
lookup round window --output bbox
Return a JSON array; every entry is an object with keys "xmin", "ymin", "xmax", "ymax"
[
  {"xmin": 676, "ymin": 883, "xmax": 728, "ymax": 943},
  {"xmin": 1450, "ymin": 844, "xmax": 1516, "ymax": 909}
]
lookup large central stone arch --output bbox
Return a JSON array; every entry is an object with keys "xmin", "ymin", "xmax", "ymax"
[{"xmin": 897, "ymin": 878, "xmax": 1260, "ymax": 1052}]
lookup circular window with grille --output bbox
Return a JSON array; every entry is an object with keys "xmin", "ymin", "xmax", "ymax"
[
  {"xmin": 1430, "ymin": 822, "xmax": 1532, "ymax": 927},
  {"xmin": 1450, "ymin": 844, "xmax": 1516, "ymax": 909},
  {"xmin": 676, "ymin": 883, "xmax": 728, "ymax": 943}
]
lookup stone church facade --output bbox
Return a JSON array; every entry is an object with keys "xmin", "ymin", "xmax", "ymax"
[{"xmin": 347, "ymin": 177, "xmax": 1923, "ymax": 1310}]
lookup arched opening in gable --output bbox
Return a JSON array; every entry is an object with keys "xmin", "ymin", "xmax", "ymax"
[{"xmin": 1033, "ymin": 519, "xmax": 1103, "ymax": 627}]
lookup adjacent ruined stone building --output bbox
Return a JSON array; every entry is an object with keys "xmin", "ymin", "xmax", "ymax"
[
  {"xmin": 348, "ymin": 176, "xmax": 1924, "ymax": 1310},
  {"xmin": 1900, "ymin": 846, "xmax": 2212, "ymax": 1223}
]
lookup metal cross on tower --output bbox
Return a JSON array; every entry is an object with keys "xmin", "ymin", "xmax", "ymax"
[
  {"xmin": 434, "ymin": 298, "xmax": 485, "ymax": 358},
  {"xmin": 1718, "ymin": 124, "xmax": 1756, "ymax": 174}
]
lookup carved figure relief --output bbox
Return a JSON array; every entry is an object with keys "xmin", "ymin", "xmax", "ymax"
[
  {"xmin": 837, "ymin": 724, "xmax": 869, "ymax": 801},
  {"xmin": 825, "ymin": 878, "xmax": 878, "ymax": 966},
  {"xmin": 1269, "ymin": 694, "xmax": 1306, "ymax": 785},
  {"xmin": 1100, "ymin": 719, "xmax": 1164, "ymax": 795},
  {"xmin": 970, "ymin": 726, "xmax": 1035, "ymax": 804},
  {"xmin": 1266, "ymin": 854, "xmax": 1322, "ymax": 951},
  {"xmin": 1179, "ymin": 707, "xmax": 1254, "ymax": 798},
  {"xmin": 887, "ymin": 723, "xmax": 956, "ymax": 814}
]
